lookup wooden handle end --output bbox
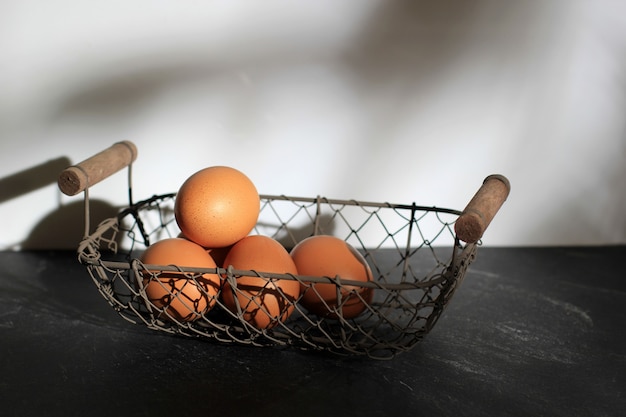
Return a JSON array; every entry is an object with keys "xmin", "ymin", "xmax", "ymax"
[
  {"xmin": 455, "ymin": 175, "xmax": 510, "ymax": 243},
  {"xmin": 58, "ymin": 141, "xmax": 137, "ymax": 196}
]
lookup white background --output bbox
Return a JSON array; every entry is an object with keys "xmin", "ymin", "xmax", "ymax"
[{"xmin": 1, "ymin": 0, "xmax": 625, "ymax": 249}]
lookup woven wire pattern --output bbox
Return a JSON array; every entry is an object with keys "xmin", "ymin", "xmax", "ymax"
[{"xmin": 79, "ymin": 193, "xmax": 477, "ymax": 359}]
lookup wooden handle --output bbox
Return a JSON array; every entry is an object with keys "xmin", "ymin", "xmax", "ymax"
[
  {"xmin": 454, "ymin": 174, "xmax": 510, "ymax": 243},
  {"xmin": 58, "ymin": 141, "xmax": 138, "ymax": 196}
]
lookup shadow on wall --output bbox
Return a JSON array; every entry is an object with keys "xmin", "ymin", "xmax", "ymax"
[
  {"xmin": 0, "ymin": 157, "xmax": 71, "ymax": 204},
  {"xmin": 22, "ymin": 199, "xmax": 119, "ymax": 250},
  {"xmin": 260, "ymin": 213, "xmax": 336, "ymax": 251},
  {"xmin": 16, "ymin": 1, "xmax": 601, "ymax": 247},
  {"xmin": 0, "ymin": 157, "xmax": 120, "ymax": 250},
  {"xmin": 344, "ymin": 0, "xmax": 543, "ymax": 146},
  {"xmin": 0, "ymin": 156, "xmax": 338, "ymax": 250},
  {"xmin": 44, "ymin": 1, "xmax": 497, "ymax": 133},
  {"xmin": 41, "ymin": 0, "xmax": 546, "ymax": 160}
]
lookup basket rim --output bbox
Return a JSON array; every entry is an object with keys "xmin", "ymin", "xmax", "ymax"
[
  {"xmin": 257, "ymin": 193, "xmax": 463, "ymax": 216},
  {"xmin": 78, "ymin": 191, "xmax": 471, "ymax": 292}
]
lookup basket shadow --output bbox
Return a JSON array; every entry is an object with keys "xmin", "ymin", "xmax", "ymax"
[
  {"xmin": 0, "ymin": 156, "xmax": 72, "ymax": 204},
  {"xmin": 21, "ymin": 199, "xmax": 121, "ymax": 250},
  {"xmin": 260, "ymin": 213, "xmax": 336, "ymax": 251}
]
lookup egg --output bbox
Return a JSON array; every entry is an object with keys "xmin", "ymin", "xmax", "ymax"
[
  {"xmin": 174, "ymin": 166, "xmax": 260, "ymax": 248},
  {"xmin": 140, "ymin": 238, "xmax": 220, "ymax": 322},
  {"xmin": 290, "ymin": 235, "xmax": 374, "ymax": 320},
  {"xmin": 221, "ymin": 235, "xmax": 301, "ymax": 329}
]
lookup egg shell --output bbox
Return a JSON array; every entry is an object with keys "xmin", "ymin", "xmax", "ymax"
[
  {"xmin": 221, "ymin": 235, "xmax": 301, "ymax": 329},
  {"xmin": 290, "ymin": 235, "xmax": 374, "ymax": 320},
  {"xmin": 140, "ymin": 238, "xmax": 220, "ymax": 322},
  {"xmin": 174, "ymin": 166, "xmax": 260, "ymax": 248}
]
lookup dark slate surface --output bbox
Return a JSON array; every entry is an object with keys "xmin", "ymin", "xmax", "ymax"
[{"xmin": 1, "ymin": 247, "xmax": 624, "ymax": 416}]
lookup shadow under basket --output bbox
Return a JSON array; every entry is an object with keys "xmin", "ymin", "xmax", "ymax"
[{"xmin": 78, "ymin": 192, "xmax": 478, "ymax": 360}]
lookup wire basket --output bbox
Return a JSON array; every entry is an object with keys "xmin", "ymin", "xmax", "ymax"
[{"xmin": 59, "ymin": 142, "xmax": 509, "ymax": 359}]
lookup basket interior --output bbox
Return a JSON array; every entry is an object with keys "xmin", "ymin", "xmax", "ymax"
[{"xmin": 79, "ymin": 193, "xmax": 476, "ymax": 359}]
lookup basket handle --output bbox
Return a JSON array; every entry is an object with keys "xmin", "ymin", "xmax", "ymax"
[
  {"xmin": 58, "ymin": 141, "xmax": 138, "ymax": 196},
  {"xmin": 454, "ymin": 174, "xmax": 510, "ymax": 243}
]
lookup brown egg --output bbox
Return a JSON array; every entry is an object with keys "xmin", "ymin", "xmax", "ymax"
[
  {"xmin": 174, "ymin": 166, "xmax": 260, "ymax": 248},
  {"xmin": 290, "ymin": 235, "xmax": 374, "ymax": 320},
  {"xmin": 221, "ymin": 235, "xmax": 300, "ymax": 329},
  {"xmin": 140, "ymin": 238, "xmax": 220, "ymax": 322}
]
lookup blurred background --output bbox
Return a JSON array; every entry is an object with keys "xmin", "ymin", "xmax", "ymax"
[{"xmin": 1, "ymin": 0, "xmax": 625, "ymax": 249}]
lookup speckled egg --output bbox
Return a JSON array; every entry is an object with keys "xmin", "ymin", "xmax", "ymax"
[{"xmin": 174, "ymin": 166, "xmax": 260, "ymax": 248}]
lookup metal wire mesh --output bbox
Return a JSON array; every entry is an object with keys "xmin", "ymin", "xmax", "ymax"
[{"xmin": 76, "ymin": 188, "xmax": 478, "ymax": 359}]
